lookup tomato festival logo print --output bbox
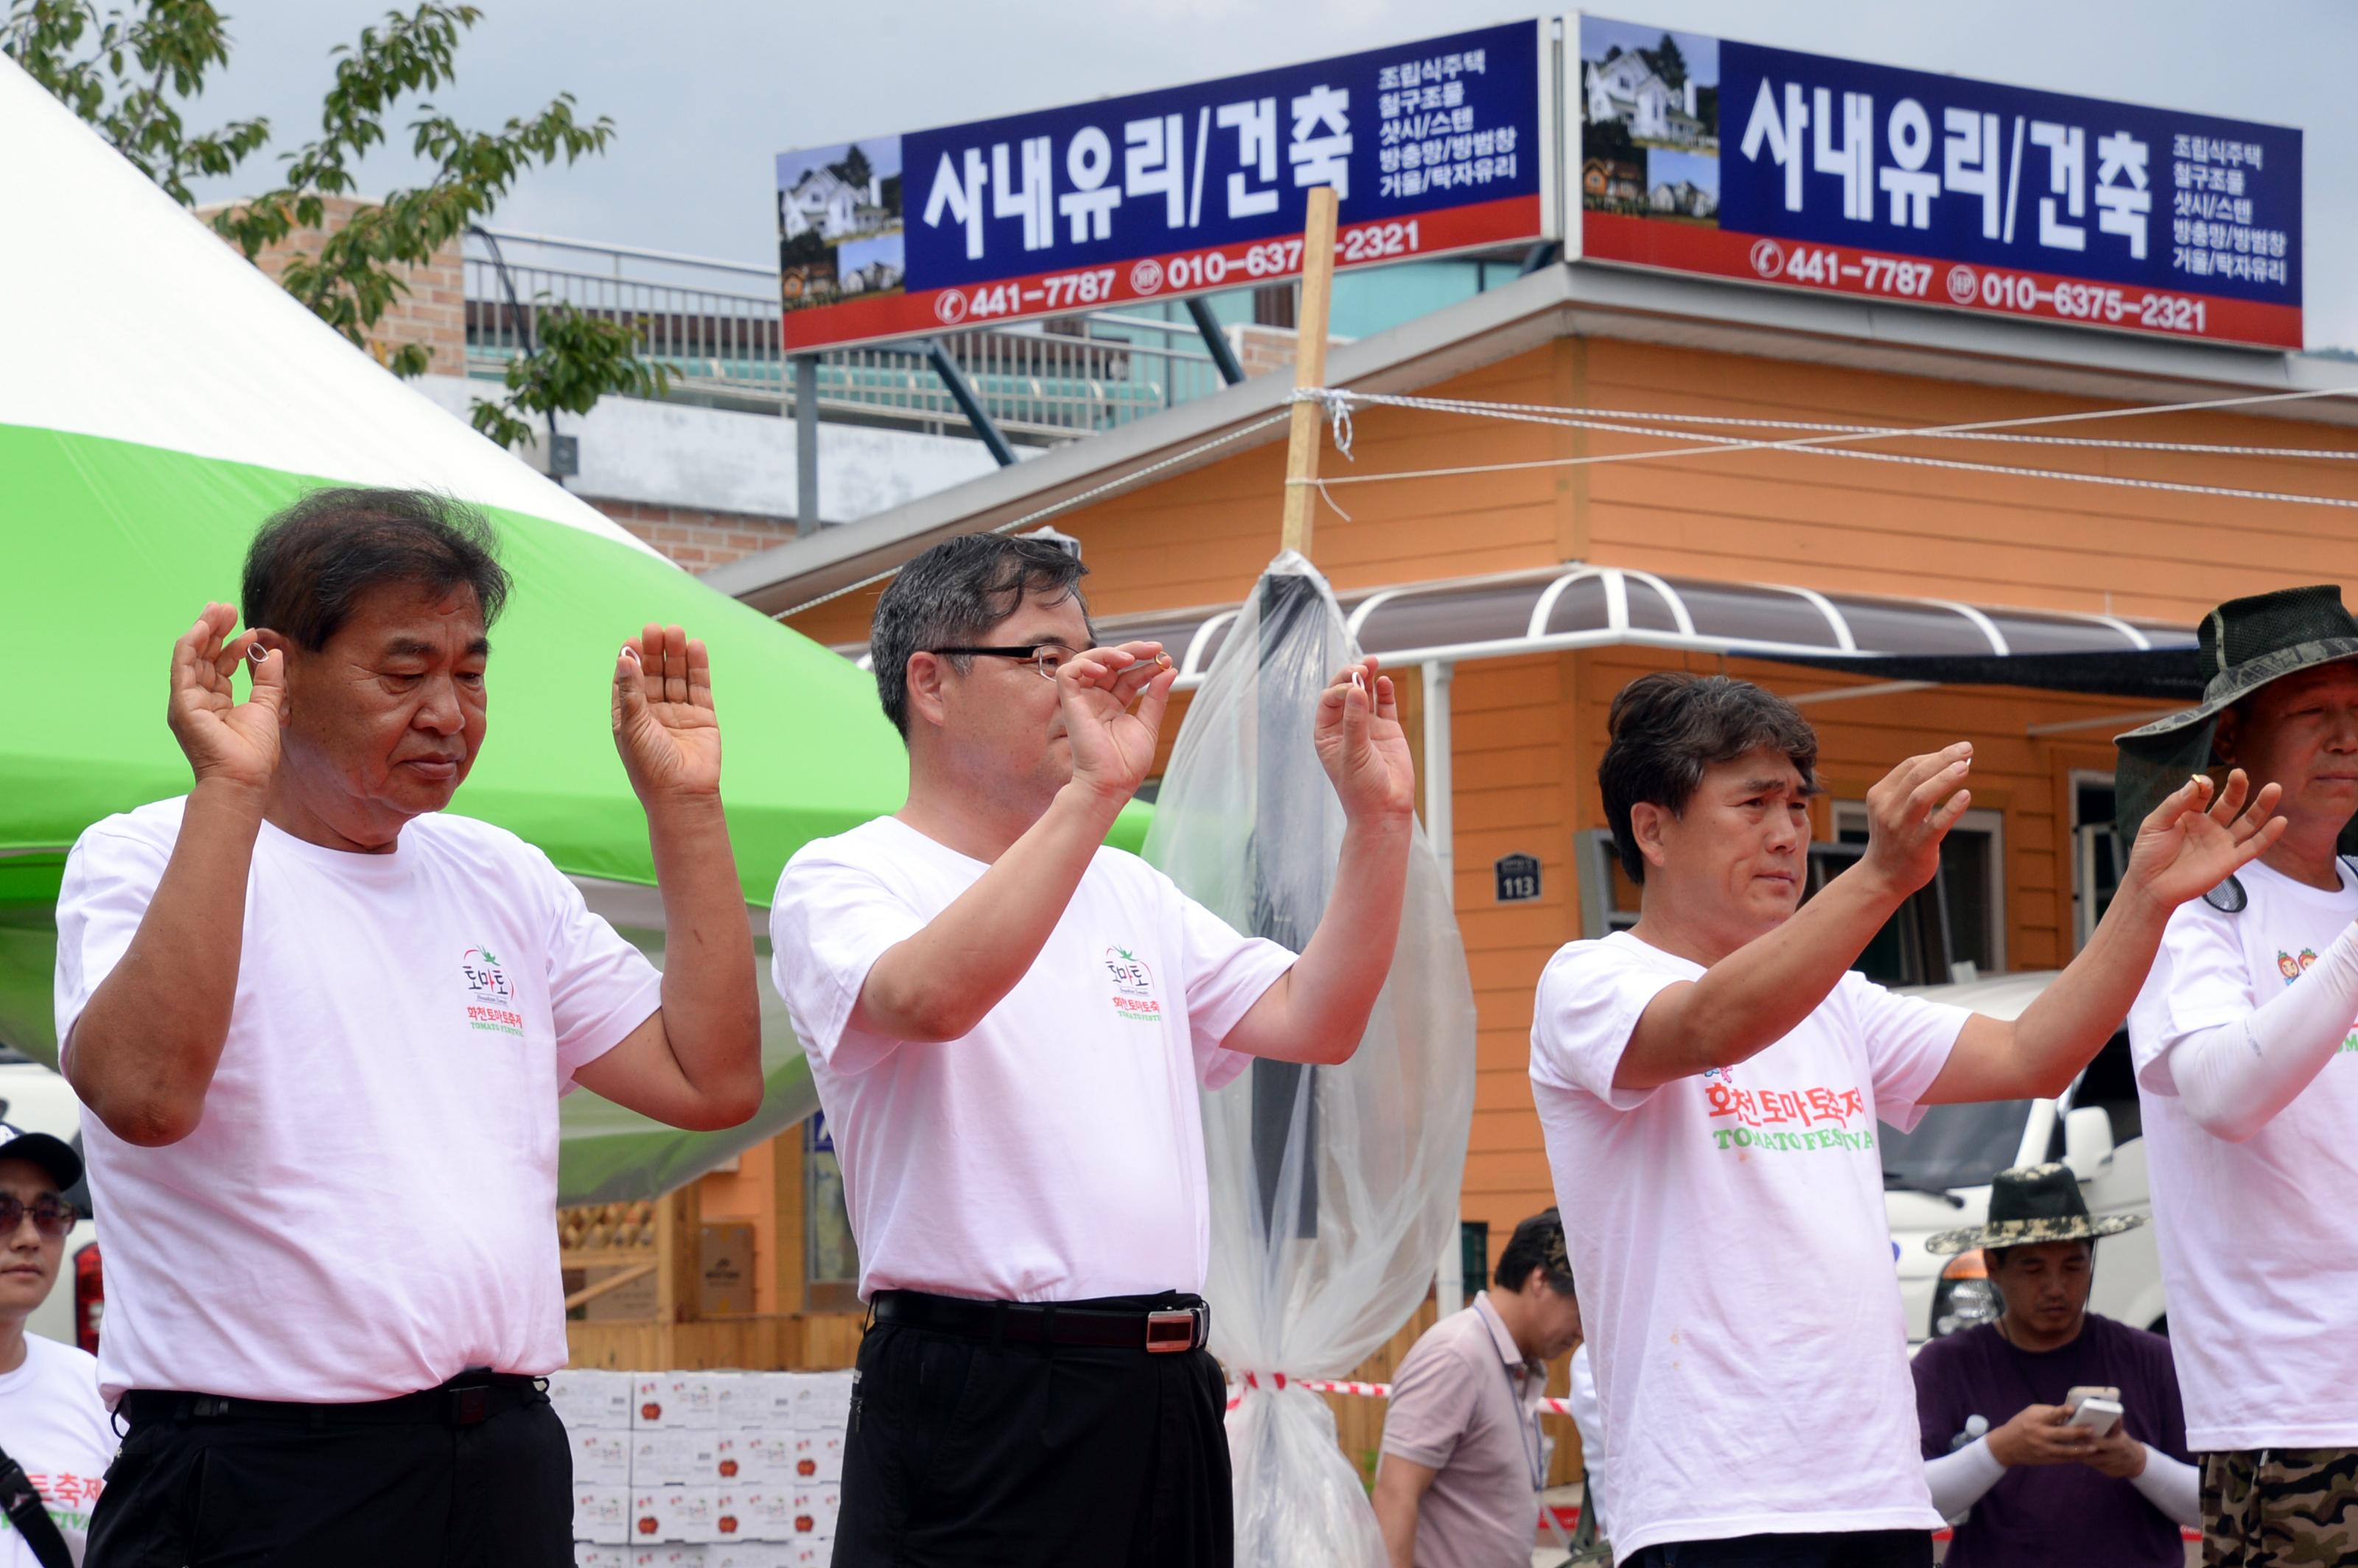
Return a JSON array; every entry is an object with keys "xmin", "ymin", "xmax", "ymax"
[
  {"xmin": 1701, "ymin": 1063, "xmax": 1875, "ymax": 1154},
  {"xmin": 1105, "ymin": 945, "xmax": 1164, "ymax": 1023},
  {"xmin": 2275, "ymin": 948, "xmax": 2358, "ymax": 1050},
  {"xmin": 460, "ymin": 945, "xmax": 524, "ymax": 1037}
]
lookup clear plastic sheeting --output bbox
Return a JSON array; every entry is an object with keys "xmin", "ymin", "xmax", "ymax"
[{"xmin": 1144, "ymin": 551, "xmax": 1477, "ymax": 1568}]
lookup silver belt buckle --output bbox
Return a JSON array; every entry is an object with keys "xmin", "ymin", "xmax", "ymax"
[{"xmin": 1144, "ymin": 1307, "xmax": 1199, "ymax": 1354}]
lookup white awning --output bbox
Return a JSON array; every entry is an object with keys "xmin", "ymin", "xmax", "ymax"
[{"xmin": 844, "ymin": 565, "xmax": 2194, "ymax": 693}]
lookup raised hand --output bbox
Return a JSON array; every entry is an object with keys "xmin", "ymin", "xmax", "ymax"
[
  {"xmin": 2122, "ymin": 769, "xmax": 2285, "ymax": 910},
  {"xmin": 1858, "ymin": 742, "xmax": 1975, "ymax": 896},
  {"xmin": 167, "ymin": 602, "xmax": 286, "ymax": 793},
  {"xmin": 613, "ymin": 623, "xmax": 722, "ymax": 800},
  {"xmin": 1313, "ymin": 656, "xmax": 1415, "ymax": 825},
  {"xmin": 1059, "ymin": 641, "xmax": 1177, "ymax": 805}
]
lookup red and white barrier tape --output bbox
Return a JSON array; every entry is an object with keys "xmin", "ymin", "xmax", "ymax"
[
  {"xmin": 1227, "ymin": 1373, "xmax": 1575, "ymax": 1418},
  {"xmin": 1229, "ymin": 1373, "xmax": 2200, "ymax": 1545}
]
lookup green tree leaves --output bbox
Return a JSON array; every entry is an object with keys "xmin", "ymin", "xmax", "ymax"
[{"xmin": 6, "ymin": 1, "xmax": 665, "ymax": 444}]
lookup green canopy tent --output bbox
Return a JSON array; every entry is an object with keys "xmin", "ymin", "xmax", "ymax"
[{"xmin": 0, "ymin": 55, "xmax": 1148, "ymax": 1200}]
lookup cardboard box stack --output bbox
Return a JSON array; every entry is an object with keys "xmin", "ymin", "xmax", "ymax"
[{"xmin": 553, "ymin": 1368, "xmax": 852, "ymax": 1568}]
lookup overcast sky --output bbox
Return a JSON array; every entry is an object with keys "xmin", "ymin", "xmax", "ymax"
[{"xmin": 175, "ymin": 0, "xmax": 2358, "ymax": 349}]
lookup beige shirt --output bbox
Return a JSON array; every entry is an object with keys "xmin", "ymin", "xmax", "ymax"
[{"xmin": 1379, "ymin": 1292, "xmax": 1550, "ymax": 1568}]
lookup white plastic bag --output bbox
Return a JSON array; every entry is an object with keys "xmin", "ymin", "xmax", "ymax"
[{"xmin": 1144, "ymin": 551, "xmax": 1477, "ymax": 1567}]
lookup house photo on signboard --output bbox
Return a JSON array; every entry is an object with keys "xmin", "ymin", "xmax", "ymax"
[
  {"xmin": 776, "ymin": 138, "xmax": 905, "ymax": 310},
  {"xmin": 1581, "ymin": 18, "xmax": 1721, "ymax": 227}
]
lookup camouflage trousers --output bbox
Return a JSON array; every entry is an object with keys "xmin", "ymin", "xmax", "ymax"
[{"xmin": 2203, "ymin": 1448, "xmax": 2358, "ymax": 1567}]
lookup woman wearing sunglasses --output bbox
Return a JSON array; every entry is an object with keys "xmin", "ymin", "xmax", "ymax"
[{"xmin": 0, "ymin": 1122, "xmax": 110, "ymax": 1568}]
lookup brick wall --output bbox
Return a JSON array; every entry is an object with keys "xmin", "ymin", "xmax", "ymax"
[
  {"xmin": 195, "ymin": 194, "xmax": 467, "ymax": 376},
  {"xmin": 592, "ymin": 498, "xmax": 800, "ymax": 571}
]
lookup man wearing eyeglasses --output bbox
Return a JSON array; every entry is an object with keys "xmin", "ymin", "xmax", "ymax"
[
  {"xmin": 772, "ymin": 533, "xmax": 1417, "ymax": 1567},
  {"xmin": 0, "ymin": 1123, "xmax": 112, "ymax": 1568}
]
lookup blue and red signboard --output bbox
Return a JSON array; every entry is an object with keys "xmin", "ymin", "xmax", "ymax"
[
  {"xmin": 1574, "ymin": 15, "xmax": 2302, "ymax": 348},
  {"xmin": 777, "ymin": 21, "xmax": 1553, "ymax": 351}
]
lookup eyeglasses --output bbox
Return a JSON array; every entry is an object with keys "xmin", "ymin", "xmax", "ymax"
[
  {"xmin": 0, "ymin": 1194, "xmax": 74, "ymax": 1241},
  {"xmin": 926, "ymin": 644, "xmax": 1078, "ymax": 680}
]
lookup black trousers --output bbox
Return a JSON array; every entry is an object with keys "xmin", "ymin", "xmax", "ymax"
[
  {"xmin": 83, "ymin": 1380, "xmax": 571, "ymax": 1568},
  {"xmin": 833, "ymin": 1292, "xmax": 1231, "ymax": 1567},
  {"xmin": 1621, "ymin": 1530, "xmax": 1934, "ymax": 1568}
]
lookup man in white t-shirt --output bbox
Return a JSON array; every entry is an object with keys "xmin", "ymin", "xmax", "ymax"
[
  {"xmin": 0, "ymin": 1122, "xmax": 112, "ymax": 1568},
  {"xmin": 53, "ymin": 489, "xmax": 764, "ymax": 1568},
  {"xmin": 771, "ymin": 533, "xmax": 1416, "ymax": 1567},
  {"xmin": 2118, "ymin": 584, "xmax": 2358, "ymax": 1567},
  {"xmin": 1530, "ymin": 671, "xmax": 2281, "ymax": 1568}
]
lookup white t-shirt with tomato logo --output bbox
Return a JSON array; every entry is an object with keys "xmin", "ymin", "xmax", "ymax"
[
  {"xmin": 771, "ymin": 815, "xmax": 1295, "ymax": 1303},
  {"xmin": 1529, "ymin": 931, "xmax": 1965, "ymax": 1558},
  {"xmin": 0, "ymin": 1335, "xmax": 114, "ymax": 1568},
  {"xmin": 2127, "ymin": 857, "xmax": 2358, "ymax": 1450},
  {"xmin": 55, "ymin": 799, "xmax": 664, "ymax": 1405}
]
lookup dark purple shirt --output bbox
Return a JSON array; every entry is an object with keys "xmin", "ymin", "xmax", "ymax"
[{"xmin": 1910, "ymin": 1315, "xmax": 2191, "ymax": 1568}]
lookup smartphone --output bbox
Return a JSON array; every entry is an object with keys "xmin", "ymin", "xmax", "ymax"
[
  {"xmin": 2063, "ymin": 1385, "xmax": 2120, "ymax": 1413},
  {"xmin": 2065, "ymin": 1396, "xmax": 2124, "ymax": 1438}
]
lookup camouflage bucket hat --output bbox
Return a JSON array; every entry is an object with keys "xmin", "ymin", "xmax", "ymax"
[
  {"xmin": 1925, "ymin": 1162, "xmax": 2147, "ymax": 1256},
  {"xmin": 2114, "ymin": 584, "xmax": 2358, "ymax": 845}
]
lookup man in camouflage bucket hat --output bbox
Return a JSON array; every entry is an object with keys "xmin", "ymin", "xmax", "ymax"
[
  {"xmin": 1912, "ymin": 1165, "xmax": 2195, "ymax": 1568},
  {"xmin": 2121, "ymin": 585, "xmax": 2358, "ymax": 1567}
]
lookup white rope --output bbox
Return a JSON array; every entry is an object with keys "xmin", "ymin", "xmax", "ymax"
[
  {"xmin": 1308, "ymin": 384, "xmax": 2358, "ymax": 466},
  {"xmin": 1357, "ymin": 398, "xmax": 2358, "ymax": 461},
  {"xmin": 771, "ymin": 410, "xmax": 1293, "ymax": 623},
  {"xmin": 1290, "ymin": 387, "xmax": 1357, "ymax": 461},
  {"xmin": 769, "ymin": 381, "xmax": 2358, "ymax": 624},
  {"xmin": 1284, "ymin": 385, "xmax": 2358, "ymax": 508}
]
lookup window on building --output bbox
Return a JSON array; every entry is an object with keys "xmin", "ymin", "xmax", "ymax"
[
  {"xmin": 1827, "ymin": 801, "xmax": 2006, "ymax": 984},
  {"xmin": 1576, "ymin": 829, "xmax": 1643, "ymax": 937},
  {"xmin": 1578, "ymin": 809, "xmax": 2005, "ymax": 988},
  {"xmin": 805, "ymin": 1113, "xmax": 859, "ymax": 1314},
  {"xmin": 1822, "ymin": 802, "xmax": 2007, "ymax": 986},
  {"xmin": 2071, "ymin": 774, "xmax": 2124, "ymax": 955},
  {"xmin": 1252, "ymin": 282, "xmax": 1296, "ymax": 329}
]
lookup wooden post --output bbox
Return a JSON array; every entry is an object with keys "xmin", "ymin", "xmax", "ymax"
[
  {"xmin": 772, "ymin": 1123, "xmax": 807, "ymax": 1317},
  {"xmin": 1279, "ymin": 185, "xmax": 1340, "ymax": 559},
  {"xmin": 654, "ymin": 1179, "xmax": 703, "ymax": 1329}
]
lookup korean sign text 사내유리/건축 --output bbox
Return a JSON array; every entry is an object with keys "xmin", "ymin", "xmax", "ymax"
[
  {"xmin": 776, "ymin": 20, "xmax": 1550, "ymax": 351},
  {"xmin": 1577, "ymin": 15, "xmax": 2300, "ymax": 347}
]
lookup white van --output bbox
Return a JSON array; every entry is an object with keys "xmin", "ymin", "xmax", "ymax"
[
  {"xmin": 1883, "ymin": 970, "xmax": 2164, "ymax": 1347},
  {"xmin": 0, "ymin": 1050, "xmax": 102, "ymax": 1351}
]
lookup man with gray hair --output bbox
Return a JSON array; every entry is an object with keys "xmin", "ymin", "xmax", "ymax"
[
  {"xmin": 772, "ymin": 533, "xmax": 1418, "ymax": 1567},
  {"xmin": 56, "ymin": 489, "xmax": 763, "ymax": 1567}
]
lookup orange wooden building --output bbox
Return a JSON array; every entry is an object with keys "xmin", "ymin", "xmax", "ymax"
[{"xmin": 710, "ymin": 261, "xmax": 2358, "ymax": 1291}]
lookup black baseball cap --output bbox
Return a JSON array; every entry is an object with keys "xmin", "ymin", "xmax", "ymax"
[{"xmin": 0, "ymin": 1121, "xmax": 82, "ymax": 1191}]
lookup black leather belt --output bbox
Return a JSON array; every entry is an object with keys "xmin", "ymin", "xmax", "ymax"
[
  {"xmin": 872, "ymin": 1289, "xmax": 1210, "ymax": 1353},
  {"xmin": 119, "ymin": 1371, "xmax": 545, "ymax": 1429}
]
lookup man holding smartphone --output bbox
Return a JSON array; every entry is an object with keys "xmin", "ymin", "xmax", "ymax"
[{"xmin": 1911, "ymin": 1163, "xmax": 2198, "ymax": 1567}]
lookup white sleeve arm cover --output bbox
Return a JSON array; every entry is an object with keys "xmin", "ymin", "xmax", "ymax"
[
  {"xmin": 2130, "ymin": 1446, "xmax": 2201, "ymax": 1529},
  {"xmin": 2166, "ymin": 920, "xmax": 2358, "ymax": 1142},
  {"xmin": 1925, "ymin": 1437, "xmax": 2007, "ymax": 1519}
]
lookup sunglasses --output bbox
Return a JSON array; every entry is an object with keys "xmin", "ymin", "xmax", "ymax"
[{"xmin": 0, "ymin": 1194, "xmax": 76, "ymax": 1241}]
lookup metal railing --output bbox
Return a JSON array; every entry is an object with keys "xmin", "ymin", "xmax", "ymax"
[{"xmin": 462, "ymin": 229, "xmax": 1234, "ymax": 442}]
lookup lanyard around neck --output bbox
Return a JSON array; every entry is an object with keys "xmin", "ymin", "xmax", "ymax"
[{"xmin": 1501, "ymin": 1353, "xmax": 1544, "ymax": 1491}]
